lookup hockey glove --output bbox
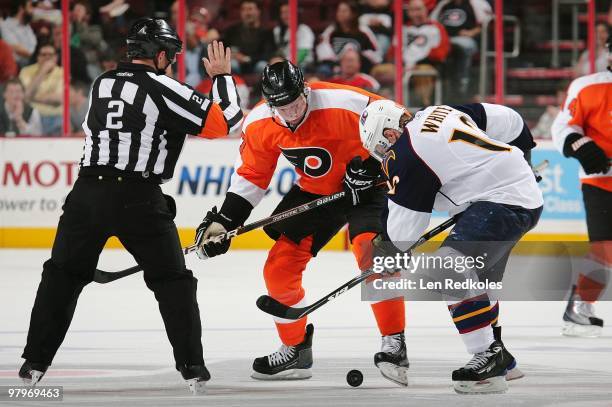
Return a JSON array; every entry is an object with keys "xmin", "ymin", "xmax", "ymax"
[
  {"xmin": 372, "ymin": 234, "xmax": 406, "ymax": 276},
  {"xmin": 195, "ymin": 207, "xmax": 232, "ymax": 259},
  {"xmin": 563, "ymin": 133, "xmax": 610, "ymax": 175},
  {"xmin": 343, "ymin": 156, "xmax": 380, "ymax": 206}
]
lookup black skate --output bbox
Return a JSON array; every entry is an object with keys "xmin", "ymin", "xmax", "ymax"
[
  {"xmin": 19, "ymin": 361, "xmax": 48, "ymax": 386},
  {"xmin": 562, "ymin": 285, "xmax": 604, "ymax": 338},
  {"xmin": 251, "ymin": 324, "xmax": 314, "ymax": 380},
  {"xmin": 374, "ymin": 332, "xmax": 409, "ymax": 386},
  {"xmin": 452, "ymin": 340, "xmax": 513, "ymax": 394},
  {"xmin": 493, "ymin": 326, "xmax": 524, "ymax": 381},
  {"xmin": 179, "ymin": 364, "xmax": 211, "ymax": 395}
]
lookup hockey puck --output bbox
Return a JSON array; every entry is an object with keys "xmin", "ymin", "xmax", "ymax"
[{"xmin": 346, "ymin": 369, "xmax": 363, "ymax": 387}]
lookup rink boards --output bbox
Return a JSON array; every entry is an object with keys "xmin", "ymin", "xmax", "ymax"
[{"xmin": 0, "ymin": 138, "xmax": 588, "ymax": 248}]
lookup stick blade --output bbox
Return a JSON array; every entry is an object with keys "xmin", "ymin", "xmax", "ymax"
[{"xmin": 256, "ymin": 295, "xmax": 304, "ymax": 320}]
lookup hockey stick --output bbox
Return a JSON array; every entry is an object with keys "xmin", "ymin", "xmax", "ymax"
[
  {"xmin": 93, "ymin": 191, "xmax": 348, "ymax": 284},
  {"xmin": 255, "ymin": 159, "xmax": 550, "ymax": 320},
  {"xmin": 255, "ymin": 216, "xmax": 458, "ymax": 320}
]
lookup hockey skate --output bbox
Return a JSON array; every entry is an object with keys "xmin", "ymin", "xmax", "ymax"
[
  {"xmin": 179, "ymin": 364, "xmax": 210, "ymax": 395},
  {"xmin": 562, "ymin": 285, "xmax": 604, "ymax": 338},
  {"xmin": 452, "ymin": 340, "xmax": 513, "ymax": 394},
  {"xmin": 251, "ymin": 324, "xmax": 314, "ymax": 380},
  {"xmin": 19, "ymin": 361, "xmax": 48, "ymax": 386},
  {"xmin": 493, "ymin": 326, "xmax": 524, "ymax": 381},
  {"xmin": 374, "ymin": 332, "xmax": 409, "ymax": 386}
]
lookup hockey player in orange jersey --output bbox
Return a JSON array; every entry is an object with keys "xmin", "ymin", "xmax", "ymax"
[
  {"xmin": 194, "ymin": 60, "xmax": 409, "ymax": 384},
  {"xmin": 552, "ymin": 41, "xmax": 611, "ymax": 338}
]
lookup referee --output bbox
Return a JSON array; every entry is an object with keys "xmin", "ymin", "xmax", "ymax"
[{"xmin": 19, "ymin": 18, "xmax": 243, "ymax": 394}]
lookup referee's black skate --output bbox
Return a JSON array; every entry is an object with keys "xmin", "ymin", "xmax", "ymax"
[
  {"xmin": 179, "ymin": 364, "xmax": 210, "ymax": 395},
  {"xmin": 374, "ymin": 332, "xmax": 409, "ymax": 386},
  {"xmin": 452, "ymin": 340, "xmax": 513, "ymax": 394},
  {"xmin": 562, "ymin": 285, "xmax": 604, "ymax": 337},
  {"xmin": 251, "ymin": 324, "xmax": 313, "ymax": 380},
  {"xmin": 19, "ymin": 361, "xmax": 48, "ymax": 386}
]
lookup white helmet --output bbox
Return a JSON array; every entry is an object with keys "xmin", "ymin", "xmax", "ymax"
[{"xmin": 359, "ymin": 100, "xmax": 407, "ymax": 162}]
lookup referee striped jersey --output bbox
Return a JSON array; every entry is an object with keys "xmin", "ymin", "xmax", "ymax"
[{"xmin": 80, "ymin": 62, "xmax": 243, "ymax": 182}]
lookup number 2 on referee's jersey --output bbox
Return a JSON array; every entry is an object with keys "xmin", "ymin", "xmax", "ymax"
[{"xmin": 106, "ymin": 100, "xmax": 124, "ymax": 129}]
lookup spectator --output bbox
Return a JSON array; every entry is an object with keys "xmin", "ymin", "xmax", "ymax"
[
  {"xmin": 574, "ymin": 22, "xmax": 609, "ymax": 77},
  {"xmin": 69, "ymin": 80, "xmax": 89, "ymax": 137},
  {"xmin": 222, "ymin": 0, "xmax": 276, "ymax": 74},
  {"xmin": 0, "ymin": 78, "xmax": 43, "ymax": 137},
  {"xmin": 403, "ymin": 0, "xmax": 450, "ymax": 105},
  {"xmin": 183, "ymin": 21, "xmax": 205, "ymax": 87},
  {"xmin": 71, "ymin": 0, "xmax": 107, "ymax": 81},
  {"xmin": 359, "ymin": 0, "xmax": 393, "ymax": 58},
  {"xmin": 431, "ymin": 0, "xmax": 491, "ymax": 94},
  {"xmin": 19, "ymin": 43, "xmax": 64, "ymax": 136},
  {"xmin": 0, "ymin": 0, "xmax": 37, "ymax": 68},
  {"xmin": 316, "ymin": 1, "xmax": 381, "ymax": 76},
  {"xmin": 31, "ymin": 0, "xmax": 62, "ymax": 25},
  {"xmin": 328, "ymin": 47, "xmax": 380, "ymax": 92},
  {"xmin": 531, "ymin": 82, "xmax": 568, "ymax": 139},
  {"xmin": 99, "ymin": 50, "xmax": 118, "ymax": 72},
  {"xmin": 51, "ymin": 24, "xmax": 90, "ymax": 84},
  {"xmin": 0, "ymin": 39, "xmax": 19, "ymax": 84},
  {"xmin": 272, "ymin": 1, "xmax": 315, "ymax": 69}
]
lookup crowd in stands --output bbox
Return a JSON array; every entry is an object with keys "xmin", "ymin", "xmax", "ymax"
[{"xmin": 0, "ymin": 0, "xmax": 609, "ymax": 138}]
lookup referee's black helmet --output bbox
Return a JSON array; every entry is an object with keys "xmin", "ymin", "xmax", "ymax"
[
  {"xmin": 261, "ymin": 60, "xmax": 305, "ymax": 107},
  {"xmin": 126, "ymin": 17, "xmax": 183, "ymax": 61}
]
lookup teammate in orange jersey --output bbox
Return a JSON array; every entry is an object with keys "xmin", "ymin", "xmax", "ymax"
[
  {"xmin": 194, "ymin": 60, "xmax": 409, "ymax": 384},
  {"xmin": 552, "ymin": 41, "xmax": 611, "ymax": 338}
]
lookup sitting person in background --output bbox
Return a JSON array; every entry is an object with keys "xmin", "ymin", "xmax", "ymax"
[
  {"xmin": 328, "ymin": 46, "xmax": 380, "ymax": 92},
  {"xmin": 0, "ymin": 78, "xmax": 43, "ymax": 137},
  {"xmin": 69, "ymin": 80, "xmax": 89, "ymax": 137},
  {"xmin": 316, "ymin": 0, "xmax": 381, "ymax": 77},
  {"xmin": 403, "ymin": 0, "xmax": 450, "ymax": 105},
  {"xmin": 71, "ymin": 0, "xmax": 107, "ymax": 82},
  {"xmin": 0, "ymin": 39, "xmax": 18, "ymax": 84},
  {"xmin": 359, "ymin": 0, "xmax": 393, "ymax": 58},
  {"xmin": 222, "ymin": 0, "xmax": 276, "ymax": 74},
  {"xmin": 272, "ymin": 1, "xmax": 315, "ymax": 69},
  {"xmin": 52, "ymin": 23, "xmax": 90, "ymax": 84},
  {"xmin": 574, "ymin": 22, "xmax": 609, "ymax": 77},
  {"xmin": 431, "ymin": 0, "xmax": 491, "ymax": 95},
  {"xmin": 0, "ymin": 0, "xmax": 37, "ymax": 68},
  {"xmin": 531, "ymin": 81, "xmax": 568, "ymax": 140},
  {"xmin": 19, "ymin": 43, "xmax": 64, "ymax": 136}
]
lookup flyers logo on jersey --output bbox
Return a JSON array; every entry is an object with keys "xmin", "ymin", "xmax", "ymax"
[{"xmin": 280, "ymin": 146, "xmax": 332, "ymax": 178}]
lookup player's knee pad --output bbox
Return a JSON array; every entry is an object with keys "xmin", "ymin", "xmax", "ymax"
[
  {"xmin": 263, "ymin": 236, "xmax": 313, "ymax": 303},
  {"xmin": 351, "ymin": 232, "xmax": 378, "ymax": 271}
]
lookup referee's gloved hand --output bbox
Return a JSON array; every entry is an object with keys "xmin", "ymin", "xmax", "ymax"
[
  {"xmin": 563, "ymin": 133, "xmax": 610, "ymax": 175},
  {"xmin": 195, "ymin": 207, "xmax": 231, "ymax": 259},
  {"xmin": 343, "ymin": 156, "xmax": 380, "ymax": 206}
]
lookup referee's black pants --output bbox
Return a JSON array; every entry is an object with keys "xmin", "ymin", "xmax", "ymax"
[{"xmin": 22, "ymin": 175, "xmax": 204, "ymax": 370}]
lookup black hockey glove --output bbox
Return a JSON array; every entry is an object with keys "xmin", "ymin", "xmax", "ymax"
[
  {"xmin": 194, "ymin": 193, "xmax": 254, "ymax": 259},
  {"xmin": 563, "ymin": 133, "xmax": 610, "ymax": 175},
  {"xmin": 371, "ymin": 234, "xmax": 407, "ymax": 276},
  {"xmin": 195, "ymin": 207, "xmax": 232, "ymax": 259},
  {"xmin": 343, "ymin": 156, "xmax": 380, "ymax": 206}
]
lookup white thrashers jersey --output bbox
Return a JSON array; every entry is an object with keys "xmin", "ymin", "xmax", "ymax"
[{"xmin": 382, "ymin": 105, "xmax": 543, "ymax": 243}]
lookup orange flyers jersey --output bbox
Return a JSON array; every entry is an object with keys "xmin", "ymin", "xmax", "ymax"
[
  {"xmin": 227, "ymin": 81, "xmax": 383, "ymax": 207},
  {"xmin": 552, "ymin": 70, "xmax": 612, "ymax": 191}
]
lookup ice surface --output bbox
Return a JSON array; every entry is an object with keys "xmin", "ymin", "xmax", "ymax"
[{"xmin": 1, "ymin": 249, "xmax": 611, "ymax": 406}]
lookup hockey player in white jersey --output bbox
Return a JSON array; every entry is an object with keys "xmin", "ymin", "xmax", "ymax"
[{"xmin": 357, "ymin": 100, "xmax": 543, "ymax": 394}]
